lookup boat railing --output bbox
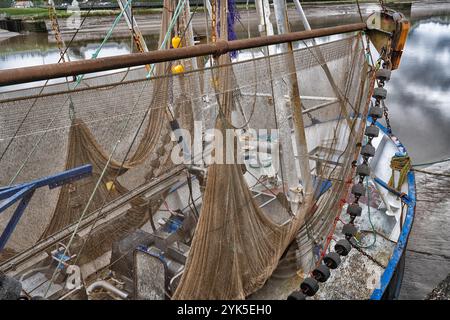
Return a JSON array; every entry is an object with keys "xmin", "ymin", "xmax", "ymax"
[{"xmin": 0, "ymin": 23, "xmax": 366, "ymax": 87}]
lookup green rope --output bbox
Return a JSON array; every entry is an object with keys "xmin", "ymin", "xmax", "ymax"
[
  {"xmin": 67, "ymin": 0, "xmax": 133, "ymax": 120},
  {"xmin": 354, "ymin": 135, "xmax": 377, "ymax": 249},
  {"xmin": 146, "ymin": 0, "xmax": 187, "ymax": 79},
  {"xmin": 73, "ymin": 0, "xmax": 133, "ymax": 87},
  {"xmin": 389, "ymin": 155, "xmax": 411, "ymax": 191}
]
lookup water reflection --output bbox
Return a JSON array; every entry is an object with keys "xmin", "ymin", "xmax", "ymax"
[
  {"xmin": 386, "ymin": 17, "xmax": 450, "ymax": 164},
  {"xmin": 0, "ymin": 42, "xmax": 130, "ymax": 68},
  {"xmin": 0, "ymin": 34, "xmax": 147, "ymax": 67}
]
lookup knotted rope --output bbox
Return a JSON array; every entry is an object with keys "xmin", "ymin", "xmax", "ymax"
[{"xmin": 388, "ymin": 155, "xmax": 411, "ymax": 191}]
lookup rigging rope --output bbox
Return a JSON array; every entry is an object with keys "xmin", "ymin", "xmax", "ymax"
[
  {"xmin": 412, "ymin": 168, "xmax": 450, "ymax": 178},
  {"xmin": 43, "ymin": 77, "xmax": 149, "ymax": 298},
  {"xmin": 0, "ymin": 0, "xmax": 98, "ymax": 166},
  {"xmin": 146, "ymin": 0, "xmax": 187, "ymax": 78},
  {"xmin": 71, "ymin": 0, "xmax": 200, "ymax": 267},
  {"xmin": 6, "ymin": 0, "xmax": 134, "ymax": 186},
  {"xmin": 388, "ymin": 155, "xmax": 411, "ymax": 191},
  {"xmin": 355, "ymin": 0, "xmax": 364, "ymax": 23},
  {"xmin": 76, "ymin": 0, "xmax": 133, "ymax": 85},
  {"xmin": 412, "ymin": 157, "xmax": 450, "ymax": 168}
]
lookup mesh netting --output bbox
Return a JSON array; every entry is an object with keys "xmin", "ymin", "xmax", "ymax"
[
  {"xmin": 172, "ymin": 34, "xmax": 372, "ymax": 299},
  {"xmin": 0, "ymin": 29, "xmax": 373, "ymax": 299}
]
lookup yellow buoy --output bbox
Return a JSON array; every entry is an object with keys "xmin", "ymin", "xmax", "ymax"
[
  {"xmin": 105, "ymin": 181, "xmax": 115, "ymax": 191},
  {"xmin": 171, "ymin": 35, "xmax": 182, "ymax": 49},
  {"xmin": 171, "ymin": 64, "xmax": 185, "ymax": 74},
  {"xmin": 211, "ymin": 77, "xmax": 219, "ymax": 89}
]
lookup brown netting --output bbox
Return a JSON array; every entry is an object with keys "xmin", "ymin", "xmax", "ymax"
[
  {"xmin": 172, "ymin": 2, "xmax": 371, "ymax": 297},
  {"xmin": 0, "ymin": 1, "xmax": 177, "ymax": 258},
  {"xmin": 0, "ymin": 9, "xmax": 372, "ymax": 299},
  {"xmin": 38, "ymin": 1, "xmax": 178, "ymax": 262},
  {"xmin": 172, "ymin": 121, "xmax": 312, "ymax": 299}
]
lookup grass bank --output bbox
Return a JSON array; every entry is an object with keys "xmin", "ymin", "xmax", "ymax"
[{"xmin": 0, "ymin": 1, "xmax": 412, "ymax": 20}]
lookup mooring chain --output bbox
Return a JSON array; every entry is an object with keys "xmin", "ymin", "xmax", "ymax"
[
  {"xmin": 287, "ymin": 41, "xmax": 393, "ymax": 300},
  {"xmin": 350, "ymin": 240, "xmax": 385, "ymax": 268},
  {"xmin": 383, "ymin": 102, "xmax": 391, "ymax": 133},
  {"xmin": 378, "ymin": 38, "xmax": 393, "ymax": 134}
]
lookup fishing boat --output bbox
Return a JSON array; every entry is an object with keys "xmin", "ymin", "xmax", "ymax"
[{"xmin": 0, "ymin": 0, "xmax": 415, "ymax": 300}]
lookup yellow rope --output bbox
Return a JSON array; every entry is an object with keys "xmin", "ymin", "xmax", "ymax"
[{"xmin": 388, "ymin": 155, "xmax": 411, "ymax": 191}]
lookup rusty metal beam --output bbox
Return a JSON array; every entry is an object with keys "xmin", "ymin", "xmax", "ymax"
[{"xmin": 0, "ymin": 23, "xmax": 366, "ymax": 86}]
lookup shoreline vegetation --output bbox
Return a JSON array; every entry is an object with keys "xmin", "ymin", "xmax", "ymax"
[{"xmin": 0, "ymin": 1, "xmax": 413, "ymax": 20}]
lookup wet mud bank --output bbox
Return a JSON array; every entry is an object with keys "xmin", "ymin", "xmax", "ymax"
[{"xmin": 400, "ymin": 162, "xmax": 450, "ymax": 299}]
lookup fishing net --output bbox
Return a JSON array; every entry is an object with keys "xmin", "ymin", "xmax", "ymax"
[
  {"xmin": 0, "ymin": 12, "xmax": 372, "ymax": 299},
  {"xmin": 0, "ymin": 1, "xmax": 177, "ymax": 260},
  {"xmin": 172, "ymin": 34, "xmax": 373, "ymax": 298}
]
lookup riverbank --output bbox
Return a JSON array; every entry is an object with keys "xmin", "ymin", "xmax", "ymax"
[
  {"xmin": 0, "ymin": 1, "xmax": 415, "ymax": 43},
  {"xmin": 0, "ymin": 27, "xmax": 17, "ymax": 40},
  {"xmin": 0, "ymin": 1, "xmax": 414, "ymax": 19},
  {"xmin": 2, "ymin": 0, "xmax": 449, "ymax": 44},
  {"xmin": 5, "ymin": 0, "xmax": 450, "ymax": 43}
]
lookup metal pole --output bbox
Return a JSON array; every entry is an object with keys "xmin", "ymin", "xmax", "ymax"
[
  {"xmin": 255, "ymin": 0, "xmax": 274, "ymax": 38},
  {"xmin": 0, "ymin": 23, "xmax": 366, "ymax": 87},
  {"xmin": 272, "ymin": 0, "xmax": 314, "ymax": 274},
  {"xmin": 253, "ymin": 0, "xmax": 300, "ymax": 210},
  {"xmin": 272, "ymin": 0, "xmax": 313, "ymax": 197},
  {"xmin": 293, "ymin": 0, "xmax": 312, "ymax": 31}
]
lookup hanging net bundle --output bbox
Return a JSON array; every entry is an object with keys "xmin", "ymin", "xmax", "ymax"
[{"xmin": 0, "ymin": 0, "xmax": 373, "ymax": 300}]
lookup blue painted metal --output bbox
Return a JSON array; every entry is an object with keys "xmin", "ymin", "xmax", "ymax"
[
  {"xmin": 162, "ymin": 216, "xmax": 183, "ymax": 234},
  {"xmin": 137, "ymin": 246, "xmax": 167, "ymax": 264},
  {"xmin": 373, "ymin": 176, "xmax": 412, "ymax": 206},
  {"xmin": 370, "ymin": 171, "xmax": 415, "ymax": 299},
  {"xmin": 0, "ymin": 165, "xmax": 92, "ymax": 200},
  {"xmin": 0, "ymin": 185, "xmax": 35, "ymax": 213},
  {"xmin": 367, "ymin": 116, "xmax": 408, "ymax": 155},
  {"xmin": 0, "ymin": 164, "xmax": 92, "ymax": 251},
  {"xmin": 0, "ymin": 190, "xmax": 35, "ymax": 250},
  {"xmin": 367, "ymin": 116, "xmax": 416, "ymax": 300}
]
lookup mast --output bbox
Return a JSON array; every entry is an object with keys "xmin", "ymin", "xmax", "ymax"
[
  {"xmin": 272, "ymin": 0, "xmax": 313, "ymax": 199},
  {"xmin": 254, "ymin": 0, "xmax": 304, "ymax": 213},
  {"xmin": 255, "ymin": 0, "xmax": 274, "ymax": 38},
  {"xmin": 293, "ymin": 0, "xmax": 312, "ymax": 31},
  {"xmin": 293, "ymin": 0, "xmax": 356, "ymax": 133},
  {"xmin": 272, "ymin": 0, "xmax": 314, "ymax": 275}
]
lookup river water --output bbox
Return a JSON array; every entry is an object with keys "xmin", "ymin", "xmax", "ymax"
[{"xmin": 1, "ymin": 4, "xmax": 449, "ymax": 165}]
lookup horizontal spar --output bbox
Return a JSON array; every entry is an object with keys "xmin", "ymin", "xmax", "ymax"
[
  {"xmin": 0, "ymin": 23, "xmax": 366, "ymax": 86},
  {"xmin": 0, "ymin": 165, "xmax": 186, "ymax": 274}
]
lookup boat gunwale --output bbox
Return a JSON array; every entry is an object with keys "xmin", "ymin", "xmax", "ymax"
[{"xmin": 369, "ymin": 119, "xmax": 416, "ymax": 300}]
